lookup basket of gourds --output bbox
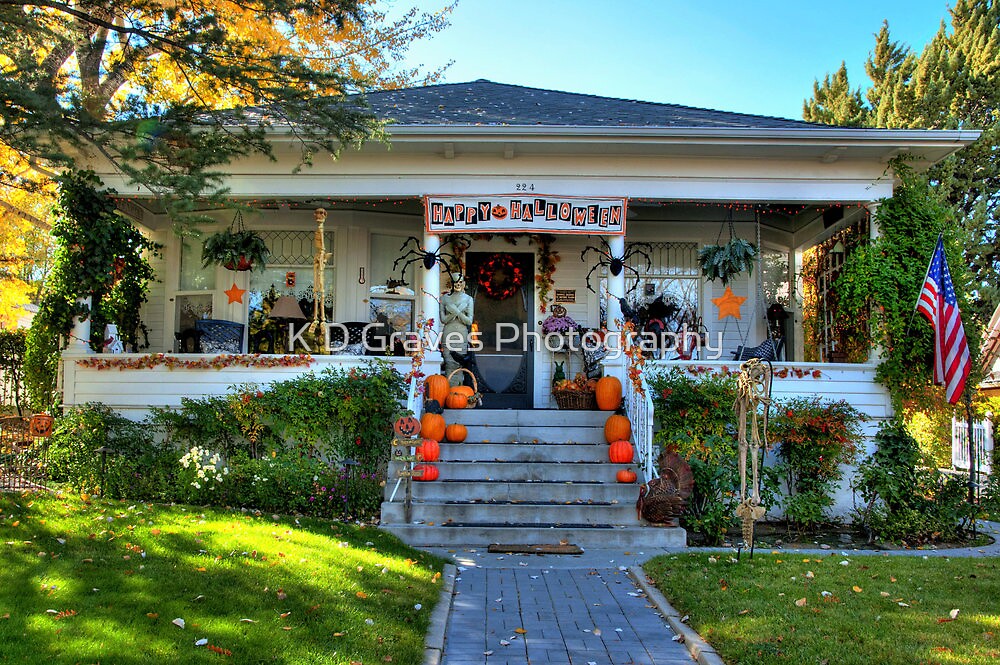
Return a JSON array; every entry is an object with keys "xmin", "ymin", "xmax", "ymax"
[{"xmin": 552, "ymin": 373, "xmax": 598, "ymax": 410}]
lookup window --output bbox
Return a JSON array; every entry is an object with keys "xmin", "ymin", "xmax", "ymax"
[
  {"xmin": 368, "ymin": 234, "xmax": 416, "ymax": 336},
  {"xmin": 600, "ymin": 242, "xmax": 701, "ymax": 330}
]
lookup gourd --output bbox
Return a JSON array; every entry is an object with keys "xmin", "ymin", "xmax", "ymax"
[
  {"xmin": 595, "ymin": 376, "xmax": 622, "ymax": 411},
  {"xmin": 609, "ymin": 440, "xmax": 635, "ymax": 464},
  {"xmin": 616, "ymin": 468, "xmax": 637, "ymax": 483},
  {"xmin": 420, "ymin": 413, "xmax": 446, "ymax": 442},
  {"xmin": 445, "ymin": 423, "xmax": 468, "ymax": 442},
  {"xmin": 416, "ymin": 439, "xmax": 440, "ymax": 462},
  {"xmin": 424, "ymin": 375, "xmax": 450, "ymax": 405},
  {"xmin": 604, "ymin": 414, "xmax": 632, "ymax": 443},
  {"xmin": 413, "ymin": 464, "xmax": 439, "ymax": 481}
]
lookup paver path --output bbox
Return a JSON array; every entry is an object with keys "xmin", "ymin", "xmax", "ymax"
[{"xmin": 440, "ymin": 560, "xmax": 694, "ymax": 665}]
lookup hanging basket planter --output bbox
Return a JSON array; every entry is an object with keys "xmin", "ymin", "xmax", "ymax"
[
  {"xmin": 698, "ymin": 237, "xmax": 757, "ymax": 285},
  {"xmin": 201, "ymin": 211, "xmax": 269, "ymax": 272}
]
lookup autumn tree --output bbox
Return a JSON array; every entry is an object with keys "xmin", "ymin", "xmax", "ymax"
[{"xmin": 804, "ymin": 1, "xmax": 1000, "ymax": 323}]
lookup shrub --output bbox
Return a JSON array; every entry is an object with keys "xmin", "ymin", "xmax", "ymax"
[{"xmin": 769, "ymin": 397, "xmax": 865, "ymax": 533}]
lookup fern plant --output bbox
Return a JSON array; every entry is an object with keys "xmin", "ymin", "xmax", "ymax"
[{"xmin": 698, "ymin": 237, "xmax": 757, "ymax": 285}]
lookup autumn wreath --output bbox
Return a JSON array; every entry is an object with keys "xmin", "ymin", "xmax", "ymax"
[{"xmin": 476, "ymin": 253, "xmax": 524, "ymax": 300}]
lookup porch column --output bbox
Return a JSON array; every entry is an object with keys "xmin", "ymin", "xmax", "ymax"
[
  {"xmin": 70, "ymin": 295, "xmax": 93, "ymax": 353},
  {"xmin": 606, "ymin": 235, "xmax": 626, "ymax": 331},
  {"xmin": 867, "ymin": 202, "xmax": 882, "ymax": 364},
  {"xmin": 420, "ymin": 231, "xmax": 442, "ymax": 336}
]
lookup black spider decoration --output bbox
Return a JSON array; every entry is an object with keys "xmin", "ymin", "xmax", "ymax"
[
  {"xmin": 581, "ymin": 239, "xmax": 653, "ymax": 293},
  {"xmin": 392, "ymin": 235, "xmax": 468, "ymax": 274}
]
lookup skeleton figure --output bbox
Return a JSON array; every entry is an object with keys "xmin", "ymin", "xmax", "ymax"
[
  {"xmin": 734, "ymin": 357, "xmax": 772, "ymax": 554},
  {"xmin": 310, "ymin": 208, "xmax": 332, "ymax": 332}
]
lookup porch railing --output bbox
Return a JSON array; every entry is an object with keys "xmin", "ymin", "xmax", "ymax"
[
  {"xmin": 616, "ymin": 355, "xmax": 657, "ymax": 483},
  {"xmin": 952, "ymin": 415, "xmax": 994, "ymax": 475}
]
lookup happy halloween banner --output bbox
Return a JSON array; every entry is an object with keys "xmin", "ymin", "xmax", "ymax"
[{"xmin": 424, "ymin": 195, "xmax": 627, "ymax": 235}]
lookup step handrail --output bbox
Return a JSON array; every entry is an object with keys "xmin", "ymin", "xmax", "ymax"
[{"xmin": 616, "ymin": 346, "xmax": 657, "ymax": 483}]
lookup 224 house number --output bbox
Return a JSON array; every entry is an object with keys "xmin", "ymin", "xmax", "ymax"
[{"xmin": 514, "ymin": 183, "xmax": 535, "ymax": 192}]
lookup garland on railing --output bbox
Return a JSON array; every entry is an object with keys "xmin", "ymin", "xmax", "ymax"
[
  {"xmin": 619, "ymin": 319, "xmax": 647, "ymax": 396},
  {"xmin": 679, "ymin": 364, "xmax": 823, "ymax": 379},
  {"xmin": 404, "ymin": 317, "xmax": 436, "ymax": 388},
  {"xmin": 76, "ymin": 353, "xmax": 315, "ymax": 371}
]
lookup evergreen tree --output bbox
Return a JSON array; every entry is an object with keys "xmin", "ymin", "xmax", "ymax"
[{"xmin": 802, "ymin": 62, "xmax": 866, "ymax": 126}]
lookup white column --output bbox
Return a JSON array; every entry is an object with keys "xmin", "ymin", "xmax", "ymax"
[
  {"xmin": 606, "ymin": 235, "xmax": 626, "ymax": 332},
  {"xmin": 70, "ymin": 296, "xmax": 93, "ymax": 353},
  {"xmin": 867, "ymin": 202, "xmax": 882, "ymax": 364},
  {"xmin": 420, "ymin": 232, "xmax": 442, "ymax": 336}
]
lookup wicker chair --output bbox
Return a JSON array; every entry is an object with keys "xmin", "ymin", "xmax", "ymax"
[{"xmin": 195, "ymin": 319, "xmax": 245, "ymax": 354}]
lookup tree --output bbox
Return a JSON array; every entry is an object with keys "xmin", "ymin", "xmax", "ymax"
[
  {"xmin": 0, "ymin": 0, "xmax": 454, "ymax": 224},
  {"xmin": 803, "ymin": 1, "xmax": 1000, "ymax": 324}
]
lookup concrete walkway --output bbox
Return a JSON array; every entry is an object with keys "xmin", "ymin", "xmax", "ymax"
[{"xmin": 426, "ymin": 521, "xmax": 1000, "ymax": 665}]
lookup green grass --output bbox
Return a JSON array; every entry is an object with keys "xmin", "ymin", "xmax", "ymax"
[
  {"xmin": 0, "ymin": 492, "xmax": 445, "ymax": 664},
  {"xmin": 645, "ymin": 551, "xmax": 1000, "ymax": 665}
]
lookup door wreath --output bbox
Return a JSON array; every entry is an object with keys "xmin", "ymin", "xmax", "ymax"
[{"xmin": 476, "ymin": 253, "xmax": 524, "ymax": 300}]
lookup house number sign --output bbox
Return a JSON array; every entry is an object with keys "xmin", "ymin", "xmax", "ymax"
[{"xmin": 425, "ymin": 194, "xmax": 627, "ymax": 235}]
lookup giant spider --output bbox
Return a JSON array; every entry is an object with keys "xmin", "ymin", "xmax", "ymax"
[
  {"xmin": 392, "ymin": 235, "xmax": 468, "ymax": 274},
  {"xmin": 581, "ymin": 239, "xmax": 653, "ymax": 293}
]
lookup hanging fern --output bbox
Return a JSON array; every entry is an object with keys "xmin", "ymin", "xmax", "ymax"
[{"xmin": 698, "ymin": 237, "xmax": 758, "ymax": 285}]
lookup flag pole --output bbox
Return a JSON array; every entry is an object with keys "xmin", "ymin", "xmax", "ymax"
[
  {"xmin": 904, "ymin": 233, "xmax": 943, "ymax": 340},
  {"xmin": 965, "ymin": 387, "xmax": 978, "ymax": 539}
]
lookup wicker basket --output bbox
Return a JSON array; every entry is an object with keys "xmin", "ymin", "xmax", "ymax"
[
  {"xmin": 553, "ymin": 390, "xmax": 596, "ymax": 410},
  {"xmin": 447, "ymin": 367, "xmax": 482, "ymax": 407}
]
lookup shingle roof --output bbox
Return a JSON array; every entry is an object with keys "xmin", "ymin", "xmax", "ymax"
[{"xmin": 364, "ymin": 80, "xmax": 816, "ymax": 130}]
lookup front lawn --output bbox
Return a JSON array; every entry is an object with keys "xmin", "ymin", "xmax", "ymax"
[
  {"xmin": 0, "ymin": 492, "xmax": 444, "ymax": 664},
  {"xmin": 645, "ymin": 551, "xmax": 1000, "ymax": 665}
]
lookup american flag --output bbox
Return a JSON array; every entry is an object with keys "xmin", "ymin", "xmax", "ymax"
[{"xmin": 916, "ymin": 237, "xmax": 971, "ymax": 404}]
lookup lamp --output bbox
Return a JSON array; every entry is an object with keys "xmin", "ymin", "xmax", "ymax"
[{"xmin": 268, "ymin": 295, "xmax": 307, "ymax": 353}]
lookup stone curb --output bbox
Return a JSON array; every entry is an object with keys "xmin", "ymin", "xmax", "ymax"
[
  {"xmin": 423, "ymin": 563, "xmax": 457, "ymax": 665},
  {"xmin": 629, "ymin": 565, "xmax": 726, "ymax": 665}
]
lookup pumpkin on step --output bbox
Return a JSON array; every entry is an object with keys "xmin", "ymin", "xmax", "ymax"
[
  {"xmin": 616, "ymin": 468, "xmax": 638, "ymax": 483},
  {"xmin": 446, "ymin": 385, "xmax": 475, "ymax": 409},
  {"xmin": 420, "ymin": 413, "xmax": 446, "ymax": 442},
  {"xmin": 604, "ymin": 414, "xmax": 631, "ymax": 443},
  {"xmin": 609, "ymin": 440, "xmax": 635, "ymax": 464},
  {"xmin": 595, "ymin": 376, "xmax": 622, "ymax": 411},
  {"xmin": 413, "ymin": 463, "xmax": 439, "ymax": 481},
  {"xmin": 424, "ymin": 374, "xmax": 450, "ymax": 405},
  {"xmin": 445, "ymin": 423, "xmax": 468, "ymax": 442},
  {"xmin": 416, "ymin": 438, "xmax": 440, "ymax": 462}
]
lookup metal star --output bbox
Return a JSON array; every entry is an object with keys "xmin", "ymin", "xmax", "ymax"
[
  {"xmin": 224, "ymin": 282, "xmax": 247, "ymax": 304},
  {"xmin": 712, "ymin": 285, "xmax": 746, "ymax": 321}
]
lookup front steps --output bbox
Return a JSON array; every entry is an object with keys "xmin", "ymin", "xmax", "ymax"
[{"xmin": 380, "ymin": 409, "xmax": 686, "ymax": 548}]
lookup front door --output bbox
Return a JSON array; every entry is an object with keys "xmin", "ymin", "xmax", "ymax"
[{"xmin": 465, "ymin": 251, "xmax": 534, "ymax": 409}]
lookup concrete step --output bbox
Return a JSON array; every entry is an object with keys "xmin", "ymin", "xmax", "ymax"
[
  {"xmin": 431, "ymin": 442, "xmax": 611, "ymax": 463},
  {"xmin": 454, "ymin": 425, "xmax": 606, "ymax": 444},
  {"xmin": 380, "ymin": 501, "xmax": 638, "ymax": 525},
  {"xmin": 406, "ymin": 480, "xmax": 639, "ymax": 503},
  {"xmin": 387, "ymin": 460, "xmax": 633, "ymax": 483},
  {"xmin": 443, "ymin": 409, "xmax": 614, "ymax": 428},
  {"xmin": 379, "ymin": 523, "xmax": 687, "ymax": 548}
]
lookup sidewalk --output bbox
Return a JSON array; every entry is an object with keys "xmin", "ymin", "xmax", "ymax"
[{"xmin": 425, "ymin": 521, "xmax": 1000, "ymax": 665}]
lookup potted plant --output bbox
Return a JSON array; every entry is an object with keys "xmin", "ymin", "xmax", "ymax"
[
  {"xmin": 697, "ymin": 237, "xmax": 757, "ymax": 285},
  {"xmin": 201, "ymin": 213, "xmax": 269, "ymax": 271}
]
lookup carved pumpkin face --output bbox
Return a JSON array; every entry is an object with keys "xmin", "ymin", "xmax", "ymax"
[
  {"xmin": 29, "ymin": 413, "xmax": 54, "ymax": 438},
  {"xmin": 393, "ymin": 415, "xmax": 421, "ymax": 439},
  {"xmin": 491, "ymin": 205, "xmax": 508, "ymax": 220}
]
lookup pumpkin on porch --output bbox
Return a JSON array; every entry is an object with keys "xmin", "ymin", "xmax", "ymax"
[
  {"xmin": 416, "ymin": 439, "xmax": 440, "ymax": 462},
  {"xmin": 424, "ymin": 374, "xmax": 450, "ymax": 405},
  {"xmin": 609, "ymin": 440, "xmax": 635, "ymax": 464},
  {"xmin": 604, "ymin": 414, "xmax": 631, "ymax": 443},
  {"xmin": 595, "ymin": 376, "xmax": 622, "ymax": 411},
  {"xmin": 446, "ymin": 385, "xmax": 475, "ymax": 409},
  {"xmin": 420, "ymin": 413, "xmax": 446, "ymax": 442},
  {"xmin": 413, "ymin": 464, "xmax": 439, "ymax": 481},
  {"xmin": 616, "ymin": 468, "xmax": 638, "ymax": 483},
  {"xmin": 445, "ymin": 423, "xmax": 468, "ymax": 442},
  {"xmin": 393, "ymin": 415, "xmax": 421, "ymax": 439}
]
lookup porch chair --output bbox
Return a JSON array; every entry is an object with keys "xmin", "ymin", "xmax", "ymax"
[
  {"xmin": 732, "ymin": 336, "xmax": 784, "ymax": 362},
  {"xmin": 195, "ymin": 319, "xmax": 245, "ymax": 354}
]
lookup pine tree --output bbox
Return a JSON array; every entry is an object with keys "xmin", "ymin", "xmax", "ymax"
[{"xmin": 802, "ymin": 62, "xmax": 867, "ymax": 126}]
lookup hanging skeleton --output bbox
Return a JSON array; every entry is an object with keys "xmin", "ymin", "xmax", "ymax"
[
  {"xmin": 733, "ymin": 357, "xmax": 772, "ymax": 558},
  {"xmin": 310, "ymin": 208, "xmax": 332, "ymax": 334}
]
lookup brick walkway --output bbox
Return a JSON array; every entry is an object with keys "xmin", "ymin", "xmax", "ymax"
[{"xmin": 441, "ymin": 564, "xmax": 694, "ymax": 665}]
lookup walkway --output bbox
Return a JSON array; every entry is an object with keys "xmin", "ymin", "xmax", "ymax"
[{"xmin": 432, "ymin": 548, "xmax": 694, "ymax": 665}]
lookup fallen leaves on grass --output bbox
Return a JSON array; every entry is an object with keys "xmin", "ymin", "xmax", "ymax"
[{"xmin": 795, "ymin": 598, "xmax": 807, "ymax": 607}]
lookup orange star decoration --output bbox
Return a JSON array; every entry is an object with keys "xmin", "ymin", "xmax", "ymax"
[
  {"xmin": 224, "ymin": 283, "xmax": 246, "ymax": 304},
  {"xmin": 712, "ymin": 286, "xmax": 746, "ymax": 321}
]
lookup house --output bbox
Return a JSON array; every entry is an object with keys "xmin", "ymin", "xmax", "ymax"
[{"xmin": 64, "ymin": 81, "xmax": 977, "ymax": 544}]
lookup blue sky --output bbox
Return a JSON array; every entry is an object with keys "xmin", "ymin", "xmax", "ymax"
[{"xmin": 395, "ymin": 0, "xmax": 954, "ymax": 120}]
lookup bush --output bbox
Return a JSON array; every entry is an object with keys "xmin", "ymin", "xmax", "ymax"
[
  {"xmin": 854, "ymin": 420, "xmax": 973, "ymax": 544},
  {"xmin": 769, "ymin": 397, "xmax": 865, "ymax": 533},
  {"xmin": 650, "ymin": 368, "xmax": 780, "ymax": 545}
]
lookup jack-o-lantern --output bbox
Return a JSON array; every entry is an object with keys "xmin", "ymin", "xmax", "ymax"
[
  {"xmin": 393, "ymin": 415, "xmax": 421, "ymax": 439},
  {"xmin": 491, "ymin": 205, "xmax": 508, "ymax": 220},
  {"xmin": 29, "ymin": 413, "xmax": 54, "ymax": 438}
]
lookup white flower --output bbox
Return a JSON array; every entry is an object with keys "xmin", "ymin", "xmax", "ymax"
[{"xmin": 191, "ymin": 482, "xmax": 201, "ymax": 489}]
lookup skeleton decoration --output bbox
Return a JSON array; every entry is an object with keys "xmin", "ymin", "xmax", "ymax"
[
  {"xmin": 310, "ymin": 208, "xmax": 332, "ymax": 333},
  {"xmin": 733, "ymin": 357, "xmax": 772, "ymax": 558}
]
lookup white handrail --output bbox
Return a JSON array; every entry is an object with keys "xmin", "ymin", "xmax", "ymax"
[
  {"xmin": 620, "ymin": 355, "xmax": 657, "ymax": 483},
  {"xmin": 952, "ymin": 415, "xmax": 993, "ymax": 474}
]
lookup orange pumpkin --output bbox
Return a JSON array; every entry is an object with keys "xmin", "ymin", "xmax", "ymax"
[
  {"xmin": 420, "ymin": 413, "xmax": 446, "ymax": 442},
  {"xmin": 609, "ymin": 440, "xmax": 634, "ymax": 464},
  {"xmin": 29, "ymin": 413, "xmax": 54, "ymax": 438},
  {"xmin": 413, "ymin": 464, "xmax": 439, "ymax": 481},
  {"xmin": 595, "ymin": 376, "xmax": 623, "ymax": 411},
  {"xmin": 491, "ymin": 204, "xmax": 508, "ymax": 219},
  {"xmin": 393, "ymin": 415, "xmax": 421, "ymax": 439},
  {"xmin": 604, "ymin": 414, "xmax": 632, "ymax": 443},
  {"xmin": 616, "ymin": 468, "xmax": 638, "ymax": 483},
  {"xmin": 446, "ymin": 385, "xmax": 475, "ymax": 409},
  {"xmin": 445, "ymin": 423, "xmax": 468, "ymax": 442},
  {"xmin": 416, "ymin": 438, "xmax": 440, "ymax": 462},
  {"xmin": 424, "ymin": 374, "xmax": 450, "ymax": 405}
]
